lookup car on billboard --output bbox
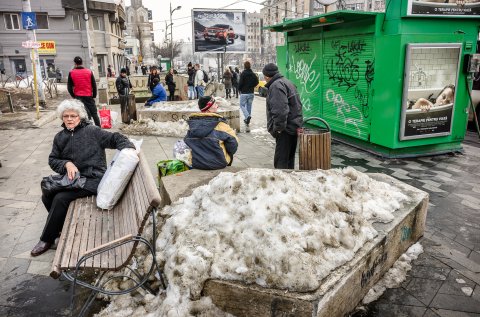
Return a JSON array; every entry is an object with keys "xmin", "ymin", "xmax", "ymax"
[{"xmin": 203, "ymin": 24, "xmax": 235, "ymax": 44}]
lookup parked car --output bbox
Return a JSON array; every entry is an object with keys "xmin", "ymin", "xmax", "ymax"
[
  {"xmin": 254, "ymin": 72, "xmax": 267, "ymax": 97},
  {"xmin": 204, "ymin": 24, "xmax": 235, "ymax": 45}
]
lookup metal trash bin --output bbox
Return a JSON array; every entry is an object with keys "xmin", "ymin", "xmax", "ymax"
[{"xmin": 298, "ymin": 117, "xmax": 331, "ymax": 170}]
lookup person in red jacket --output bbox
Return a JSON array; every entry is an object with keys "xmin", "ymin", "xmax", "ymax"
[{"xmin": 67, "ymin": 56, "xmax": 100, "ymax": 126}]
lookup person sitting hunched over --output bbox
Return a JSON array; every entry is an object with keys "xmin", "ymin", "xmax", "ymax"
[
  {"xmin": 145, "ymin": 78, "xmax": 167, "ymax": 106},
  {"xmin": 184, "ymin": 96, "xmax": 238, "ymax": 170}
]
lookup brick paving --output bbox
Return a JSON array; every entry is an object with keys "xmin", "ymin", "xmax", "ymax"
[{"xmin": 0, "ymin": 97, "xmax": 479, "ymax": 317}]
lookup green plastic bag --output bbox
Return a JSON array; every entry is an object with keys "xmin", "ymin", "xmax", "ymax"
[{"xmin": 157, "ymin": 159, "xmax": 189, "ymax": 180}]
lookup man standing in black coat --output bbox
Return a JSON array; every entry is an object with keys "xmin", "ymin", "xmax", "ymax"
[
  {"xmin": 238, "ymin": 61, "xmax": 259, "ymax": 127},
  {"xmin": 263, "ymin": 63, "xmax": 303, "ymax": 169},
  {"xmin": 115, "ymin": 68, "xmax": 132, "ymax": 96}
]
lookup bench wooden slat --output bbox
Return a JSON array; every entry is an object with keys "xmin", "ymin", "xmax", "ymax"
[
  {"xmin": 93, "ymin": 198, "xmax": 104, "ymax": 269},
  {"xmin": 68, "ymin": 198, "xmax": 89, "ymax": 269},
  {"xmin": 60, "ymin": 200, "xmax": 82, "ymax": 270},
  {"xmin": 50, "ymin": 202, "xmax": 75, "ymax": 278},
  {"xmin": 78, "ymin": 196, "xmax": 94, "ymax": 269},
  {"xmin": 100, "ymin": 209, "xmax": 110, "ymax": 267},
  {"xmin": 132, "ymin": 172, "xmax": 148, "ymax": 230},
  {"xmin": 138, "ymin": 152, "xmax": 161, "ymax": 208},
  {"xmin": 116, "ymin": 182, "xmax": 130, "ymax": 268},
  {"xmin": 85, "ymin": 197, "xmax": 97, "ymax": 268}
]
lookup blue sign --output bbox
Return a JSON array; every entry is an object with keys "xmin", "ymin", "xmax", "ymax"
[{"xmin": 21, "ymin": 12, "xmax": 37, "ymax": 30}]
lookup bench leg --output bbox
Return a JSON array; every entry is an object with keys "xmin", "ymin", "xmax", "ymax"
[
  {"xmin": 151, "ymin": 207, "xmax": 167, "ymax": 290},
  {"xmin": 69, "ymin": 271, "xmax": 107, "ymax": 317}
]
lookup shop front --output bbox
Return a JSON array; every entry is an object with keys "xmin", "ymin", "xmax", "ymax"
[{"xmin": 269, "ymin": 0, "xmax": 480, "ymax": 157}]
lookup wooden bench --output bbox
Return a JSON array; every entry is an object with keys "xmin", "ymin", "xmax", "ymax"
[{"xmin": 50, "ymin": 151, "xmax": 165, "ymax": 317}]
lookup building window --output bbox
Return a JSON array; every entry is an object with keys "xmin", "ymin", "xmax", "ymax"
[
  {"xmin": 4, "ymin": 13, "xmax": 20, "ymax": 30},
  {"xmin": 72, "ymin": 13, "xmax": 81, "ymax": 30},
  {"xmin": 125, "ymin": 47, "xmax": 133, "ymax": 55},
  {"xmin": 36, "ymin": 13, "xmax": 49, "ymax": 29},
  {"xmin": 92, "ymin": 16, "xmax": 104, "ymax": 31}
]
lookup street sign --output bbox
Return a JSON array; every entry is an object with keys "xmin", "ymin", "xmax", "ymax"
[
  {"xmin": 22, "ymin": 40, "xmax": 41, "ymax": 49},
  {"xmin": 21, "ymin": 12, "xmax": 37, "ymax": 30}
]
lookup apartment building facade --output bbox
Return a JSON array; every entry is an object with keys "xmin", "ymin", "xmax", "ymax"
[
  {"xmin": 259, "ymin": 0, "xmax": 385, "ymax": 63},
  {"xmin": 125, "ymin": 0, "xmax": 154, "ymax": 67},
  {"xmin": 0, "ymin": 0, "xmax": 126, "ymax": 80}
]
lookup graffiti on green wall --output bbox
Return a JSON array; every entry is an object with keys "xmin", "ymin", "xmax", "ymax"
[
  {"xmin": 287, "ymin": 40, "xmax": 322, "ymax": 118},
  {"xmin": 325, "ymin": 39, "xmax": 374, "ymax": 118},
  {"xmin": 323, "ymin": 37, "xmax": 374, "ymax": 140}
]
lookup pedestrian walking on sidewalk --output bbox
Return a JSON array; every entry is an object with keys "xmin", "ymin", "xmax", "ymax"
[
  {"xmin": 194, "ymin": 64, "xmax": 206, "ymax": 98},
  {"xmin": 67, "ymin": 56, "xmax": 100, "ymax": 126},
  {"xmin": 231, "ymin": 66, "xmax": 239, "ymax": 98},
  {"xmin": 263, "ymin": 63, "xmax": 303, "ymax": 169},
  {"xmin": 165, "ymin": 68, "xmax": 176, "ymax": 101},
  {"xmin": 238, "ymin": 61, "xmax": 259, "ymax": 127},
  {"xmin": 30, "ymin": 100, "xmax": 134, "ymax": 257},
  {"xmin": 187, "ymin": 62, "xmax": 196, "ymax": 100},
  {"xmin": 223, "ymin": 67, "xmax": 233, "ymax": 99}
]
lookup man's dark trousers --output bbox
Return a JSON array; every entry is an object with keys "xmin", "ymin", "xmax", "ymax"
[
  {"xmin": 76, "ymin": 96, "xmax": 100, "ymax": 126},
  {"xmin": 40, "ymin": 189, "xmax": 93, "ymax": 243},
  {"xmin": 274, "ymin": 131, "xmax": 298, "ymax": 169}
]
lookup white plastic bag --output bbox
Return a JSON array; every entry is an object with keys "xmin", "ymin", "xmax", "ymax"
[
  {"xmin": 98, "ymin": 138, "xmax": 142, "ymax": 193},
  {"xmin": 173, "ymin": 140, "xmax": 192, "ymax": 167},
  {"xmin": 110, "ymin": 111, "xmax": 119, "ymax": 126},
  {"xmin": 96, "ymin": 139, "xmax": 143, "ymax": 210}
]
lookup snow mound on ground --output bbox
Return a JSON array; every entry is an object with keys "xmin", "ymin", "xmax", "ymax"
[
  {"xmin": 97, "ymin": 167, "xmax": 410, "ymax": 317},
  {"xmin": 362, "ymin": 242, "xmax": 424, "ymax": 304},
  {"xmin": 120, "ymin": 118, "xmax": 188, "ymax": 137}
]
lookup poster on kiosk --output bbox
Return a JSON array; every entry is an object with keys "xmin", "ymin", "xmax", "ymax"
[
  {"xmin": 400, "ymin": 43, "xmax": 462, "ymax": 140},
  {"xmin": 407, "ymin": 0, "xmax": 480, "ymax": 17}
]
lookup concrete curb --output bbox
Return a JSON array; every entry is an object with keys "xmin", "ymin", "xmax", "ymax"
[{"xmin": 32, "ymin": 110, "xmax": 57, "ymax": 128}]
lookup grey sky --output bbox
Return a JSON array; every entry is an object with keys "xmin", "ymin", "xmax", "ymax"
[{"xmin": 125, "ymin": 0, "xmax": 263, "ymax": 43}]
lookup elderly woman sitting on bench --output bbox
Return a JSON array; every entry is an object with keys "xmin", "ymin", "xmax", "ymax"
[{"xmin": 31, "ymin": 99, "xmax": 134, "ymax": 257}]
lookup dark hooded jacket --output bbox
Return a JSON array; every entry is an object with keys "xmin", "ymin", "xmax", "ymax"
[
  {"xmin": 115, "ymin": 75, "xmax": 132, "ymax": 96},
  {"xmin": 238, "ymin": 68, "xmax": 259, "ymax": 94},
  {"xmin": 48, "ymin": 120, "xmax": 134, "ymax": 193},
  {"xmin": 184, "ymin": 113, "xmax": 238, "ymax": 170},
  {"xmin": 265, "ymin": 72, "xmax": 303, "ymax": 137}
]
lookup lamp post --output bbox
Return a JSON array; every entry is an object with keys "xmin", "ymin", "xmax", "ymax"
[{"xmin": 169, "ymin": 3, "xmax": 181, "ymax": 67}]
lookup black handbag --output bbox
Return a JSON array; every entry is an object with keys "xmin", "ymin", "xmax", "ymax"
[{"xmin": 41, "ymin": 172, "xmax": 86, "ymax": 197}]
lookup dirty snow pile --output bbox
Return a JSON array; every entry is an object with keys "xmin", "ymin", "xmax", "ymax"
[
  {"xmin": 98, "ymin": 167, "xmax": 410, "ymax": 317},
  {"xmin": 120, "ymin": 118, "xmax": 188, "ymax": 137},
  {"xmin": 147, "ymin": 97, "xmax": 235, "ymax": 111},
  {"xmin": 362, "ymin": 242, "xmax": 424, "ymax": 304}
]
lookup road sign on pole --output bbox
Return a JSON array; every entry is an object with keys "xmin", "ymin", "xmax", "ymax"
[
  {"xmin": 22, "ymin": 40, "xmax": 41, "ymax": 49},
  {"xmin": 21, "ymin": 12, "xmax": 37, "ymax": 30}
]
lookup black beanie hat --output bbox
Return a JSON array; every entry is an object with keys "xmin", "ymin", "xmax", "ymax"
[
  {"xmin": 262, "ymin": 63, "xmax": 278, "ymax": 77},
  {"xmin": 198, "ymin": 96, "xmax": 215, "ymax": 112},
  {"xmin": 120, "ymin": 68, "xmax": 127, "ymax": 74},
  {"xmin": 74, "ymin": 56, "xmax": 83, "ymax": 65}
]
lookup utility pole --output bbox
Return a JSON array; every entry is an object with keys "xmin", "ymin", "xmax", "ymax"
[
  {"xmin": 83, "ymin": 0, "xmax": 92, "ymax": 69},
  {"xmin": 170, "ymin": 3, "xmax": 181, "ymax": 68},
  {"xmin": 21, "ymin": 0, "xmax": 45, "ymax": 111}
]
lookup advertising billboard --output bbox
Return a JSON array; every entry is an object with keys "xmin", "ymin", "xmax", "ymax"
[
  {"xmin": 192, "ymin": 9, "xmax": 246, "ymax": 53},
  {"xmin": 400, "ymin": 43, "xmax": 462, "ymax": 140},
  {"xmin": 407, "ymin": 0, "xmax": 480, "ymax": 17}
]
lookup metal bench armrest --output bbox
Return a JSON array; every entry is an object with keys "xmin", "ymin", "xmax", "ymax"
[{"xmin": 82, "ymin": 234, "xmax": 134, "ymax": 258}]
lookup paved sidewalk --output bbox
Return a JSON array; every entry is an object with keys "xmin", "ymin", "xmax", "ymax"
[{"xmin": 0, "ymin": 97, "xmax": 479, "ymax": 317}]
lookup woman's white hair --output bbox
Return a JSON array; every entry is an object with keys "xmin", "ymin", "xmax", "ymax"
[{"xmin": 57, "ymin": 99, "xmax": 88, "ymax": 120}]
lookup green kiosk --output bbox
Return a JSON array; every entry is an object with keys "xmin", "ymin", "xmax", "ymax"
[{"xmin": 268, "ymin": 0, "xmax": 480, "ymax": 157}]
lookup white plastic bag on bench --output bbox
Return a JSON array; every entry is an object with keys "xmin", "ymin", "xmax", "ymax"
[{"xmin": 96, "ymin": 139, "xmax": 142, "ymax": 210}]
